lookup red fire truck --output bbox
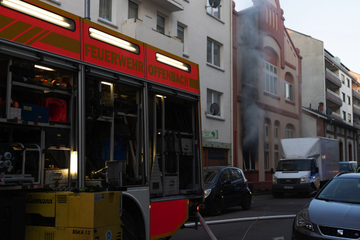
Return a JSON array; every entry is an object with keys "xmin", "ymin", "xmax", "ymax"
[{"xmin": 0, "ymin": 0, "xmax": 204, "ymax": 239}]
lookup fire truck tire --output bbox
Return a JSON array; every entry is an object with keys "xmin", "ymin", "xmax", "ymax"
[{"xmin": 121, "ymin": 210, "xmax": 138, "ymax": 240}]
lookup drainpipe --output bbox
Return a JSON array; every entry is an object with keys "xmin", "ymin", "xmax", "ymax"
[{"xmin": 85, "ymin": 0, "xmax": 90, "ymax": 20}]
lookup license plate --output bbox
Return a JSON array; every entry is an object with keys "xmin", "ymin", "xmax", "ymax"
[{"xmin": 284, "ymin": 186, "xmax": 293, "ymax": 189}]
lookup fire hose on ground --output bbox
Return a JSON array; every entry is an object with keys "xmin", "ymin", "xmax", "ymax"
[{"xmin": 185, "ymin": 213, "xmax": 296, "ymax": 240}]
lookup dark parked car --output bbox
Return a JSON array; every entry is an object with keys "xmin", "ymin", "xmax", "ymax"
[
  {"xmin": 201, "ymin": 166, "xmax": 252, "ymax": 216},
  {"xmin": 292, "ymin": 172, "xmax": 360, "ymax": 240}
]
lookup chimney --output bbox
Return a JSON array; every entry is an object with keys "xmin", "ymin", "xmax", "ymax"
[{"xmin": 318, "ymin": 102, "xmax": 324, "ymax": 112}]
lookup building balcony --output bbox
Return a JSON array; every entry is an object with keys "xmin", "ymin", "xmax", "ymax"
[
  {"xmin": 353, "ymin": 105, "xmax": 360, "ymax": 117},
  {"xmin": 353, "ymin": 89, "xmax": 360, "ymax": 101},
  {"xmin": 326, "ymin": 89, "xmax": 343, "ymax": 107},
  {"xmin": 149, "ymin": 0, "xmax": 184, "ymax": 12},
  {"xmin": 122, "ymin": 18, "xmax": 183, "ymax": 56},
  {"xmin": 330, "ymin": 111, "xmax": 343, "ymax": 122},
  {"xmin": 325, "ymin": 68, "xmax": 342, "ymax": 88}
]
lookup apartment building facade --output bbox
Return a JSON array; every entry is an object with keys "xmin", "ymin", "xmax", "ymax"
[
  {"xmin": 233, "ymin": 0, "xmax": 303, "ymax": 190},
  {"xmin": 288, "ymin": 30, "xmax": 360, "ymax": 163},
  {"xmin": 40, "ymin": 0, "xmax": 234, "ymax": 166}
]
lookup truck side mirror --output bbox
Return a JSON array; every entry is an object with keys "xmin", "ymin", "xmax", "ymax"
[
  {"xmin": 315, "ymin": 167, "xmax": 319, "ymax": 173},
  {"xmin": 271, "ymin": 168, "xmax": 275, "ymax": 174}
]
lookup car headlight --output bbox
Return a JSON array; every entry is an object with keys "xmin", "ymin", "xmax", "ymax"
[
  {"xmin": 204, "ymin": 189, "xmax": 212, "ymax": 198},
  {"xmin": 300, "ymin": 175, "xmax": 307, "ymax": 183},
  {"xmin": 295, "ymin": 209, "xmax": 315, "ymax": 232},
  {"xmin": 273, "ymin": 175, "xmax": 277, "ymax": 184}
]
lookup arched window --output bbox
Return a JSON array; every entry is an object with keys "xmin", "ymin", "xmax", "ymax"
[
  {"xmin": 264, "ymin": 118, "xmax": 271, "ymax": 170},
  {"xmin": 339, "ymin": 141, "xmax": 343, "ymax": 162},
  {"xmin": 285, "ymin": 72, "xmax": 294, "ymax": 101},
  {"xmin": 263, "ymin": 47, "xmax": 278, "ymax": 95},
  {"xmin": 349, "ymin": 143, "xmax": 352, "ymax": 161},
  {"xmin": 274, "ymin": 120, "xmax": 280, "ymax": 167},
  {"xmin": 285, "ymin": 124, "xmax": 295, "ymax": 138}
]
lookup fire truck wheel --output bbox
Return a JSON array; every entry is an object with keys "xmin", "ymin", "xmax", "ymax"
[{"xmin": 121, "ymin": 210, "xmax": 138, "ymax": 240}]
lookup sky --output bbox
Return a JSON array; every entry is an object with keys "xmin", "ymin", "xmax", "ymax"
[{"xmin": 233, "ymin": 0, "xmax": 360, "ymax": 74}]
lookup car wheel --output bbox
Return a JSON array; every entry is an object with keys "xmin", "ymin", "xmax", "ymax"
[
  {"xmin": 210, "ymin": 198, "xmax": 223, "ymax": 216},
  {"xmin": 241, "ymin": 194, "xmax": 251, "ymax": 210},
  {"xmin": 272, "ymin": 192, "xmax": 284, "ymax": 198}
]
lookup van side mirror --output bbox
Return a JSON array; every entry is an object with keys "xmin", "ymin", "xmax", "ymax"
[{"xmin": 271, "ymin": 168, "xmax": 275, "ymax": 174}]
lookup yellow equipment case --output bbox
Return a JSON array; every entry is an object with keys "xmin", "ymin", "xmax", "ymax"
[{"xmin": 25, "ymin": 191, "xmax": 123, "ymax": 240}]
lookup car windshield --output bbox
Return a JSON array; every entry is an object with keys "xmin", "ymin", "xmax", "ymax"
[
  {"xmin": 204, "ymin": 169, "xmax": 220, "ymax": 184},
  {"xmin": 277, "ymin": 160, "xmax": 311, "ymax": 171},
  {"xmin": 317, "ymin": 178, "xmax": 360, "ymax": 204}
]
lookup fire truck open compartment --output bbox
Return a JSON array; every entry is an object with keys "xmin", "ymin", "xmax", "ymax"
[
  {"xmin": 0, "ymin": 54, "xmax": 75, "ymax": 187},
  {"xmin": 149, "ymin": 93, "xmax": 201, "ymax": 197},
  {"xmin": 85, "ymin": 72, "xmax": 145, "ymax": 187}
]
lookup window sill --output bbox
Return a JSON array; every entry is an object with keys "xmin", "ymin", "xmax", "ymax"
[
  {"xmin": 98, "ymin": 18, "xmax": 119, "ymax": 29},
  {"xmin": 285, "ymin": 99, "xmax": 295, "ymax": 105},
  {"xmin": 205, "ymin": 113, "xmax": 225, "ymax": 121},
  {"xmin": 206, "ymin": 63, "xmax": 224, "ymax": 72},
  {"xmin": 263, "ymin": 91, "xmax": 280, "ymax": 100},
  {"xmin": 206, "ymin": 13, "xmax": 225, "ymax": 24}
]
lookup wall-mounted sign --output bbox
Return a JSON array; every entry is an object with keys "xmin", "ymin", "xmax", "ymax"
[{"xmin": 202, "ymin": 130, "xmax": 218, "ymax": 139}]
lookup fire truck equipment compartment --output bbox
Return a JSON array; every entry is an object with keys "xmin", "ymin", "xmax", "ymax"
[{"xmin": 45, "ymin": 129, "xmax": 70, "ymax": 148}]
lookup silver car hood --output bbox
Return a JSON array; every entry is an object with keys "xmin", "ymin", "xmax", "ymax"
[{"xmin": 309, "ymin": 199, "xmax": 360, "ymax": 229}]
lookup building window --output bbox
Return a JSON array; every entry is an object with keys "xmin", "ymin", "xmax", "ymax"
[
  {"xmin": 347, "ymin": 78, "xmax": 350, "ymax": 88},
  {"xmin": 207, "ymin": 39, "xmax": 220, "ymax": 67},
  {"xmin": 342, "ymin": 92, "xmax": 345, "ymax": 102},
  {"xmin": 337, "ymin": 127, "xmax": 344, "ymax": 135},
  {"xmin": 326, "ymin": 124, "xmax": 334, "ymax": 132},
  {"xmin": 343, "ymin": 111, "xmax": 346, "ymax": 121},
  {"xmin": 274, "ymin": 126, "xmax": 279, "ymax": 168},
  {"xmin": 128, "ymin": 1, "xmax": 138, "ymax": 19},
  {"xmin": 264, "ymin": 123, "xmax": 269, "ymax": 170},
  {"xmin": 264, "ymin": 146, "xmax": 269, "ymax": 170},
  {"xmin": 99, "ymin": 0, "xmax": 112, "ymax": 21},
  {"xmin": 206, "ymin": 0, "xmax": 220, "ymax": 19},
  {"xmin": 285, "ymin": 129, "xmax": 293, "ymax": 138},
  {"xmin": 157, "ymin": 14, "xmax": 165, "ymax": 34},
  {"xmin": 263, "ymin": 61, "xmax": 278, "ymax": 95},
  {"xmin": 348, "ymin": 96, "xmax": 351, "ymax": 105},
  {"xmin": 207, "ymin": 89, "xmax": 221, "ymax": 116},
  {"xmin": 348, "ymin": 113, "xmax": 351, "ymax": 123},
  {"xmin": 177, "ymin": 23, "xmax": 185, "ymax": 52},
  {"xmin": 285, "ymin": 82, "xmax": 293, "ymax": 101},
  {"xmin": 341, "ymin": 74, "xmax": 345, "ymax": 84},
  {"xmin": 264, "ymin": 124, "xmax": 269, "ymax": 137}
]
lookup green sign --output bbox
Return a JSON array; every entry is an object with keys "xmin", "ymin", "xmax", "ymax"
[{"xmin": 202, "ymin": 130, "xmax": 218, "ymax": 139}]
